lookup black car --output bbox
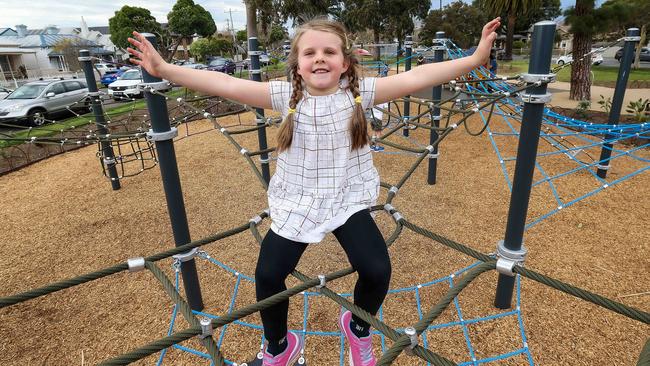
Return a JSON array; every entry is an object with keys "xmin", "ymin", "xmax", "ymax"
[
  {"xmin": 206, "ymin": 58, "xmax": 236, "ymax": 74},
  {"xmin": 615, "ymin": 47, "xmax": 650, "ymax": 62}
]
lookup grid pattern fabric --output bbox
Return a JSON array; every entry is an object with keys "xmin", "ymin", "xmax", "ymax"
[{"xmin": 267, "ymin": 77, "xmax": 380, "ymax": 243}]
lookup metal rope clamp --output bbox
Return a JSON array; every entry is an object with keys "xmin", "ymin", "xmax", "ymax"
[
  {"xmin": 146, "ymin": 127, "xmax": 178, "ymax": 141},
  {"xmin": 623, "ymin": 36, "xmax": 641, "ymax": 42},
  {"xmin": 77, "ymin": 56, "xmax": 92, "ymax": 62},
  {"xmin": 520, "ymin": 93, "xmax": 552, "ymax": 104},
  {"xmin": 520, "ymin": 73, "xmax": 556, "ymax": 84},
  {"xmin": 495, "ymin": 240, "xmax": 527, "ymax": 276},
  {"xmin": 127, "ymin": 257, "xmax": 146, "ymax": 272},
  {"xmin": 172, "ymin": 247, "xmax": 199, "ymax": 264},
  {"xmin": 249, "ymin": 214, "xmax": 263, "ymax": 225},
  {"xmin": 404, "ymin": 327, "xmax": 419, "ymax": 355},
  {"xmin": 595, "ymin": 163, "xmax": 611, "ymax": 171},
  {"xmin": 315, "ymin": 274, "xmax": 327, "ymax": 292},
  {"xmin": 199, "ymin": 317, "xmax": 214, "ymax": 339}
]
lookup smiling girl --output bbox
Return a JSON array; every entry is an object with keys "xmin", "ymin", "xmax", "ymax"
[{"xmin": 128, "ymin": 17, "xmax": 499, "ymax": 366}]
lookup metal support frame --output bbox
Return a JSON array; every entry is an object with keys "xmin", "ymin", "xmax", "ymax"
[
  {"xmin": 78, "ymin": 50, "xmax": 121, "ymax": 191},
  {"xmin": 596, "ymin": 28, "xmax": 640, "ymax": 179},
  {"xmin": 402, "ymin": 35, "xmax": 413, "ymax": 137},
  {"xmin": 249, "ymin": 37, "xmax": 271, "ymax": 184},
  {"xmin": 494, "ymin": 21, "xmax": 556, "ymax": 309},
  {"xmin": 140, "ymin": 33, "xmax": 204, "ymax": 311},
  {"xmin": 428, "ymin": 31, "xmax": 445, "ymax": 185}
]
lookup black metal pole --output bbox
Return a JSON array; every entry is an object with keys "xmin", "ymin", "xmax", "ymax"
[
  {"xmin": 78, "ymin": 50, "xmax": 121, "ymax": 190},
  {"xmin": 428, "ymin": 32, "xmax": 445, "ymax": 185},
  {"xmin": 248, "ymin": 37, "xmax": 271, "ymax": 184},
  {"xmin": 140, "ymin": 34, "xmax": 204, "ymax": 311},
  {"xmin": 494, "ymin": 21, "xmax": 556, "ymax": 309},
  {"xmin": 596, "ymin": 28, "xmax": 640, "ymax": 178},
  {"xmin": 403, "ymin": 35, "xmax": 413, "ymax": 137}
]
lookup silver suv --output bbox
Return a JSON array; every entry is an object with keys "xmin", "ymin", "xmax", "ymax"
[{"xmin": 0, "ymin": 78, "xmax": 89, "ymax": 126}]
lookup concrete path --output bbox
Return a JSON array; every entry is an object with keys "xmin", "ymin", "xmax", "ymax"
[{"xmin": 546, "ymin": 81, "xmax": 649, "ymax": 111}]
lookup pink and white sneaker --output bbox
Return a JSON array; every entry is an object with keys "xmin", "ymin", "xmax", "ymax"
[
  {"xmin": 262, "ymin": 332, "xmax": 304, "ymax": 366},
  {"xmin": 339, "ymin": 310, "xmax": 377, "ymax": 366}
]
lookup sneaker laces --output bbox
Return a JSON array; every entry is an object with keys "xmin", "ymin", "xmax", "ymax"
[{"xmin": 353, "ymin": 334, "xmax": 375, "ymax": 364}]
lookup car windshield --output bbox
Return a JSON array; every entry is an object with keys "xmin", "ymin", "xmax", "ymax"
[
  {"xmin": 6, "ymin": 84, "xmax": 46, "ymax": 99},
  {"xmin": 103, "ymin": 70, "xmax": 119, "ymax": 76},
  {"xmin": 209, "ymin": 59, "xmax": 226, "ymax": 66},
  {"xmin": 120, "ymin": 70, "xmax": 141, "ymax": 80}
]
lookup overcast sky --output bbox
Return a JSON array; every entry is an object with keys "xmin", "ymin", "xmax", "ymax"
[{"xmin": 3, "ymin": 0, "xmax": 587, "ymax": 32}]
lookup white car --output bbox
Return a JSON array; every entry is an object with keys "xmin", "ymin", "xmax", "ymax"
[
  {"xmin": 94, "ymin": 62, "xmax": 116, "ymax": 76},
  {"xmin": 0, "ymin": 86, "xmax": 12, "ymax": 99},
  {"xmin": 107, "ymin": 69, "xmax": 171, "ymax": 101},
  {"xmin": 556, "ymin": 51, "xmax": 603, "ymax": 66}
]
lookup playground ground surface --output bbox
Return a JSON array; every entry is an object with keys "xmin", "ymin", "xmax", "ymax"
[{"xmin": 0, "ymin": 104, "xmax": 648, "ymax": 365}]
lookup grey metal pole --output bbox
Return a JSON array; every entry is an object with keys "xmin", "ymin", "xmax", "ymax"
[
  {"xmin": 494, "ymin": 21, "xmax": 556, "ymax": 309},
  {"xmin": 596, "ymin": 28, "xmax": 640, "ymax": 179},
  {"xmin": 248, "ymin": 37, "xmax": 271, "ymax": 184},
  {"xmin": 428, "ymin": 32, "xmax": 445, "ymax": 185},
  {"xmin": 141, "ymin": 33, "xmax": 204, "ymax": 311},
  {"xmin": 78, "ymin": 50, "xmax": 121, "ymax": 191},
  {"xmin": 403, "ymin": 35, "xmax": 413, "ymax": 137}
]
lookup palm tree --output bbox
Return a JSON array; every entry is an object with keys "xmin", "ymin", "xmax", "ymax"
[{"xmin": 476, "ymin": 0, "xmax": 541, "ymax": 61}]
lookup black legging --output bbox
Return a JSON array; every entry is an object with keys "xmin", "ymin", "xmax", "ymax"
[{"xmin": 255, "ymin": 209, "xmax": 391, "ymax": 343}]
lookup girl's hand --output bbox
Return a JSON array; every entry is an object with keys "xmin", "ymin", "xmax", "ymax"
[
  {"xmin": 127, "ymin": 31, "xmax": 167, "ymax": 78},
  {"xmin": 474, "ymin": 18, "xmax": 501, "ymax": 66}
]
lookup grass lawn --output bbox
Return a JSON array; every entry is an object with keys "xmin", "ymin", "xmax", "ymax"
[{"xmin": 498, "ymin": 60, "xmax": 650, "ymax": 84}]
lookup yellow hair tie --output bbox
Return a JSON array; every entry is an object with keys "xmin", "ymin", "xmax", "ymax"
[
  {"xmin": 355, "ymin": 96, "xmax": 362, "ymax": 104},
  {"xmin": 288, "ymin": 108, "xmax": 296, "ymax": 114}
]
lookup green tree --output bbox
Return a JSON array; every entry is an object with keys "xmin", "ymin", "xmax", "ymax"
[
  {"xmin": 601, "ymin": 0, "xmax": 650, "ymax": 69},
  {"xmin": 168, "ymin": 0, "xmax": 217, "ymax": 61},
  {"xmin": 384, "ymin": 0, "xmax": 430, "ymax": 48},
  {"xmin": 236, "ymin": 30, "xmax": 248, "ymax": 44},
  {"xmin": 188, "ymin": 38, "xmax": 217, "ymax": 62},
  {"xmin": 474, "ymin": 0, "xmax": 541, "ymax": 60},
  {"xmin": 564, "ymin": 0, "xmax": 628, "ymax": 100},
  {"xmin": 420, "ymin": 1, "xmax": 488, "ymax": 49},
  {"xmin": 52, "ymin": 39, "xmax": 82, "ymax": 71},
  {"xmin": 108, "ymin": 6, "xmax": 162, "ymax": 52}
]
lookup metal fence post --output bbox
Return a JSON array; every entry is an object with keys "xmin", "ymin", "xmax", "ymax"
[
  {"xmin": 403, "ymin": 35, "xmax": 413, "ymax": 137},
  {"xmin": 140, "ymin": 33, "xmax": 204, "ymax": 311},
  {"xmin": 494, "ymin": 21, "xmax": 556, "ymax": 309},
  {"xmin": 428, "ymin": 32, "xmax": 445, "ymax": 185},
  {"xmin": 248, "ymin": 37, "xmax": 271, "ymax": 184},
  {"xmin": 78, "ymin": 50, "xmax": 121, "ymax": 191},
  {"xmin": 596, "ymin": 28, "xmax": 640, "ymax": 179}
]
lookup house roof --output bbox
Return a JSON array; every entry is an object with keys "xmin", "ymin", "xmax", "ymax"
[
  {"xmin": 89, "ymin": 26, "xmax": 110, "ymax": 34},
  {"xmin": 0, "ymin": 28, "xmax": 17, "ymax": 36},
  {"xmin": 16, "ymin": 34, "xmax": 99, "ymax": 48}
]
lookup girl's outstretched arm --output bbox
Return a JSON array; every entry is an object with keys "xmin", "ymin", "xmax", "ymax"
[
  {"xmin": 374, "ymin": 18, "xmax": 500, "ymax": 105},
  {"xmin": 127, "ymin": 32, "xmax": 272, "ymax": 109}
]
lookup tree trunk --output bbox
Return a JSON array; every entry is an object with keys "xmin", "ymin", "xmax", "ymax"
[
  {"xmin": 633, "ymin": 25, "xmax": 646, "ymax": 70},
  {"xmin": 504, "ymin": 13, "xmax": 516, "ymax": 61},
  {"xmin": 373, "ymin": 29, "xmax": 381, "ymax": 61},
  {"xmin": 183, "ymin": 37, "xmax": 189, "ymax": 61},
  {"xmin": 569, "ymin": 32, "xmax": 592, "ymax": 101},
  {"xmin": 245, "ymin": 0, "xmax": 258, "ymax": 41}
]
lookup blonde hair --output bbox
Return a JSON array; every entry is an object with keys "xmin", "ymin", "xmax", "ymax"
[{"xmin": 276, "ymin": 18, "xmax": 368, "ymax": 152}]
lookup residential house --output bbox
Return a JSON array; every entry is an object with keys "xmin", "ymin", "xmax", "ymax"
[{"xmin": 0, "ymin": 24, "xmax": 111, "ymax": 86}]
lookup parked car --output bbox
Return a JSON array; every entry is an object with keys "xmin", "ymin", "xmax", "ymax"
[
  {"xmin": 206, "ymin": 58, "xmax": 236, "ymax": 74},
  {"xmin": 94, "ymin": 62, "xmax": 116, "ymax": 76},
  {"xmin": 180, "ymin": 63, "xmax": 207, "ymax": 69},
  {"xmin": 243, "ymin": 53, "xmax": 271, "ymax": 69},
  {"xmin": 0, "ymin": 86, "xmax": 12, "ymax": 99},
  {"xmin": 100, "ymin": 69, "xmax": 126, "ymax": 87},
  {"xmin": 107, "ymin": 69, "xmax": 171, "ymax": 101},
  {"xmin": 0, "ymin": 78, "xmax": 89, "ymax": 126},
  {"xmin": 556, "ymin": 51, "xmax": 603, "ymax": 66},
  {"xmin": 615, "ymin": 47, "xmax": 650, "ymax": 62}
]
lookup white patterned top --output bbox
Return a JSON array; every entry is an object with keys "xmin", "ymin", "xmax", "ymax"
[{"xmin": 268, "ymin": 77, "xmax": 380, "ymax": 243}]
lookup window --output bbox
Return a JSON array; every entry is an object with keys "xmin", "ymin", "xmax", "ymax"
[
  {"xmin": 63, "ymin": 81, "xmax": 83, "ymax": 91},
  {"xmin": 48, "ymin": 83, "xmax": 66, "ymax": 95}
]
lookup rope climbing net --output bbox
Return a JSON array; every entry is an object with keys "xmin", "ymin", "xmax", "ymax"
[{"xmin": 0, "ymin": 63, "xmax": 648, "ymax": 365}]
